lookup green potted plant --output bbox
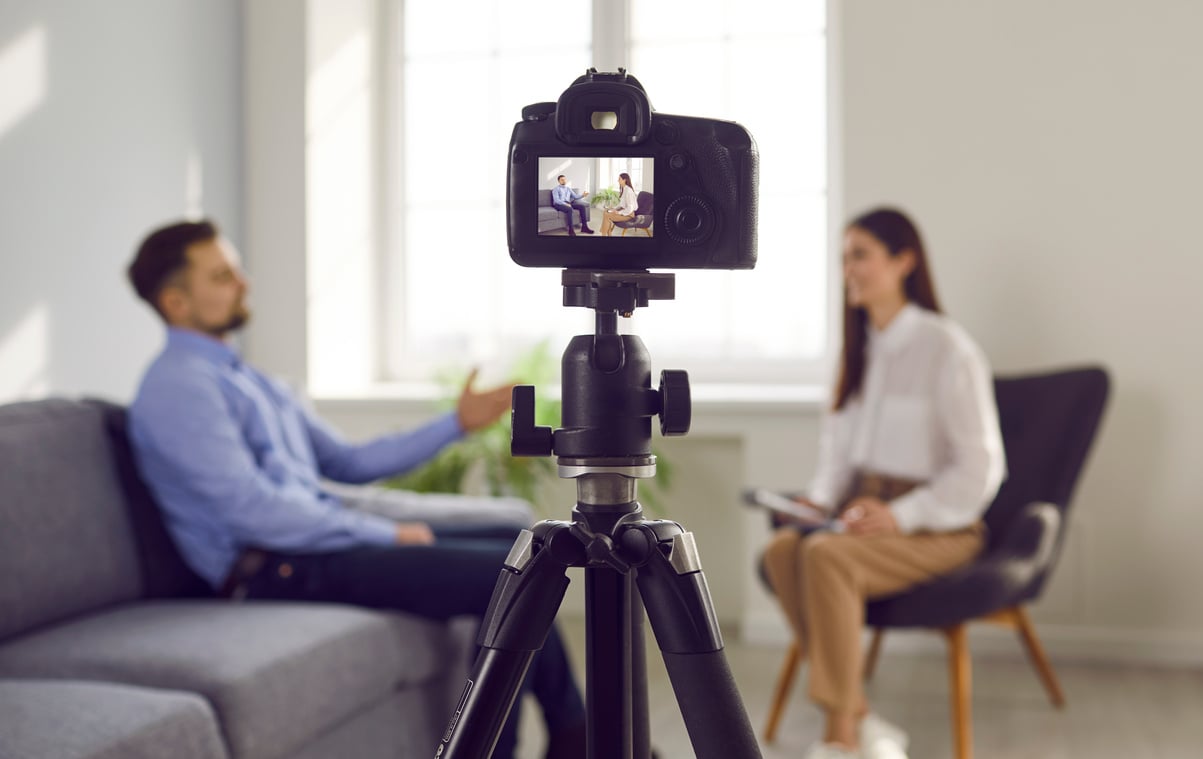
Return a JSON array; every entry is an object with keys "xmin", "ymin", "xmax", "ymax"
[
  {"xmin": 386, "ymin": 341, "xmax": 675, "ymax": 515},
  {"xmin": 589, "ymin": 186, "xmax": 621, "ymax": 209}
]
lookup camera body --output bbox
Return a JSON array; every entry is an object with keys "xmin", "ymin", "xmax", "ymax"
[{"xmin": 507, "ymin": 69, "xmax": 758, "ymax": 270}]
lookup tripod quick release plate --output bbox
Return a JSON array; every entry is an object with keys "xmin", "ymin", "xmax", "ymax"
[{"xmin": 562, "ymin": 270, "xmax": 675, "ymax": 316}]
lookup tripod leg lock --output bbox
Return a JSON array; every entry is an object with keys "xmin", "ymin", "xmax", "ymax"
[
  {"xmin": 619, "ymin": 519, "xmax": 702, "ymax": 574},
  {"xmin": 478, "ymin": 524, "xmax": 576, "ymax": 651},
  {"xmin": 627, "ymin": 522, "xmax": 725, "ymax": 654}
]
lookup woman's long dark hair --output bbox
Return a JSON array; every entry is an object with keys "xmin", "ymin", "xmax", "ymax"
[
  {"xmin": 618, "ymin": 172, "xmax": 632, "ymax": 189},
  {"xmin": 833, "ymin": 208, "xmax": 942, "ymax": 410}
]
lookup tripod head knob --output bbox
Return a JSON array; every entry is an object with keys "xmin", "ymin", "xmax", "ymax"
[
  {"xmin": 511, "ymin": 385, "xmax": 554, "ymax": 456},
  {"xmin": 658, "ymin": 370, "xmax": 691, "ymax": 436}
]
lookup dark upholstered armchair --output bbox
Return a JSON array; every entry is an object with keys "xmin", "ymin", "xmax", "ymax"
[
  {"xmin": 762, "ymin": 366, "xmax": 1111, "ymax": 759},
  {"xmin": 614, "ymin": 191, "xmax": 654, "ymax": 236}
]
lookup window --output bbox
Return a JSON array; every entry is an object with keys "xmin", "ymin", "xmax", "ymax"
[{"xmin": 379, "ymin": 0, "xmax": 829, "ymax": 387}]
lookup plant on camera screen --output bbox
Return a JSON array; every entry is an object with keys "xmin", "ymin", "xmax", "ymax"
[{"xmin": 589, "ymin": 187, "xmax": 621, "ymax": 209}]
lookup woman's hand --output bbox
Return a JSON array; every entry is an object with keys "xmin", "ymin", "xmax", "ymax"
[{"xmin": 840, "ymin": 497, "xmax": 900, "ymax": 536}]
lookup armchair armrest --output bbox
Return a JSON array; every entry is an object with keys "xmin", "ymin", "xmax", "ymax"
[
  {"xmin": 987, "ymin": 501, "xmax": 1061, "ymax": 565},
  {"xmin": 865, "ymin": 501, "xmax": 1064, "ymax": 628},
  {"xmin": 977, "ymin": 500, "xmax": 1063, "ymax": 604}
]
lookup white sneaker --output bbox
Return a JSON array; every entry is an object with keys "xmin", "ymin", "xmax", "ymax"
[
  {"xmin": 803, "ymin": 742, "xmax": 861, "ymax": 759},
  {"xmin": 859, "ymin": 713, "xmax": 909, "ymax": 759}
]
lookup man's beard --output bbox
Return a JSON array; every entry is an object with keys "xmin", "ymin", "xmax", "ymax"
[
  {"xmin": 203, "ymin": 305, "xmax": 250, "ymax": 337},
  {"xmin": 224, "ymin": 307, "xmax": 250, "ymax": 332}
]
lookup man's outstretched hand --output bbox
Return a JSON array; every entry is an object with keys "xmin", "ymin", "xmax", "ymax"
[{"xmin": 457, "ymin": 368, "xmax": 516, "ymax": 432}]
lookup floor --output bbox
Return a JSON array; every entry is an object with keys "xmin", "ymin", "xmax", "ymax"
[
  {"xmin": 515, "ymin": 615, "xmax": 1203, "ymax": 758},
  {"xmin": 540, "ymin": 224, "xmax": 651, "ymax": 237}
]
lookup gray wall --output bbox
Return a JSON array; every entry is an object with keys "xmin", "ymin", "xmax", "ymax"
[{"xmin": 0, "ymin": 0, "xmax": 242, "ymax": 403}]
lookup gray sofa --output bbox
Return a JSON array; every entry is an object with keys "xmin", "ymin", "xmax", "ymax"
[
  {"xmin": 537, "ymin": 188, "xmax": 592, "ymax": 233},
  {"xmin": 0, "ymin": 398, "xmax": 472, "ymax": 759}
]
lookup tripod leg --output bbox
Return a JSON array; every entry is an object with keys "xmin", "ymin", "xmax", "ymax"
[
  {"xmin": 629, "ymin": 522, "xmax": 763, "ymax": 759},
  {"xmin": 437, "ymin": 523, "xmax": 579, "ymax": 758},
  {"xmin": 631, "ymin": 591, "xmax": 652, "ymax": 759},
  {"xmin": 584, "ymin": 567, "xmax": 635, "ymax": 759},
  {"xmin": 579, "ymin": 566, "xmax": 654, "ymax": 759}
]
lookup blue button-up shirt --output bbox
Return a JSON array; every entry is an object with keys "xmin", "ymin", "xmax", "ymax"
[
  {"xmin": 128, "ymin": 328, "xmax": 463, "ymax": 588},
  {"xmin": 551, "ymin": 184, "xmax": 582, "ymax": 205}
]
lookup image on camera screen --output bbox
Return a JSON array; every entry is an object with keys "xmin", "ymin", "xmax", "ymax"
[{"xmin": 537, "ymin": 156, "xmax": 654, "ymax": 238}]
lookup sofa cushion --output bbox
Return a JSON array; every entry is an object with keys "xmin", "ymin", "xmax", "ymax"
[
  {"xmin": 0, "ymin": 678, "xmax": 228, "ymax": 759},
  {"xmin": 0, "ymin": 600, "xmax": 461, "ymax": 759},
  {"xmin": 0, "ymin": 399, "xmax": 143, "ymax": 641}
]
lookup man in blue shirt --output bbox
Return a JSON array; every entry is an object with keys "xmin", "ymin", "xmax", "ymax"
[
  {"xmin": 126, "ymin": 219, "xmax": 584, "ymax": 759},
  {"xmin": 550, "ymin": 175, "xmax": 594, "ymax": 235}
]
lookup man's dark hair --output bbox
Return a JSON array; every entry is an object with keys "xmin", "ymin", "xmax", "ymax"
[
  {"xmin": 128, "ymin": 219, "xmax": 218, "ymax": 318},
  {"xmin": 557, "ymin": 174, "xmax": 565, "ymax": 180}
]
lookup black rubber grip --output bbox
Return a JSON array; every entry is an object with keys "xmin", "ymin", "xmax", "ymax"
[{"xmin": 661, "ymin": 650, "xmax": 762, "ymax": 758}]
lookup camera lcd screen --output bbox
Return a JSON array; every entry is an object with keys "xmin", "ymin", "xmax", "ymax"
[{"xmin": 537, "ymin": 156, "xmax": 654, "ymax": 238}]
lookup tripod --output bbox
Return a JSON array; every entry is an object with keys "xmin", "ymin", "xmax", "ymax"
[{"xmin": 436, "ymin": 271, "xmax": 763, "ymax": 759}]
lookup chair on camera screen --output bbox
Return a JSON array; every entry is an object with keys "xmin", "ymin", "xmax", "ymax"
[{"xmin": 614, "ymin": 191, "xmax": 654, "ymax": 237}]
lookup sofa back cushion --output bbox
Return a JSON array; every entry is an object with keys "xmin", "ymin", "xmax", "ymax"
[
  {"xmin": 86, "ymin": 399, "xmax": 211, "ymax": 599},
  {"xmin": 0, "ymin": 399, "xmax": 144, "ymax": 641}
]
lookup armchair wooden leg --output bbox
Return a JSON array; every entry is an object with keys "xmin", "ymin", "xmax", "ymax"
[
  {"xmin": 945, "ymin": 624, "xmax": 973, "ymax": 759},
  {"xmin": 1013, "ymin": 605, "xmax": 1067, "ymax": 708},
  {"xmin": 763, "ymin": 640, "xmax": 804, "ymax": 743},
  {"xmin": 864, "ymin": 628, "xmax": 885, "ymax": 681}
]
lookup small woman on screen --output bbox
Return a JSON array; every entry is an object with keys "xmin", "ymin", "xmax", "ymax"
[
  {"xmin": 600, "ymin": 173, "xmax": 638, "ymax": 236},
  {"xmin": 760, "ymin": 207, "xmax": 1006, "ymax": 759}
]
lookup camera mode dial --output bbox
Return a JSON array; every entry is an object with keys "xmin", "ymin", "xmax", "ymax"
[{"xmin": 663, "ymin": 196, "xmax": 715, "ymax": 245}]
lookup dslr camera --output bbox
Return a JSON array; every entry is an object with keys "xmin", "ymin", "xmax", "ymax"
[{"xmin": 507, "ymin": 68, "xmax": 758, "ymax": 270}]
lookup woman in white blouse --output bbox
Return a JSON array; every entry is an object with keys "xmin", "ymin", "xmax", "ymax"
[
  {"xmin": 761, "ymin": 208, "xmax": 1005, "ymax": 759},
  {"xmin": 600, "ymin": 173, "xmax": 639, "ymax": 236}
]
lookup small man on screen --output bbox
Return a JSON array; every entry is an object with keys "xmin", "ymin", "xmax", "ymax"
[{"xmin": 551, "ymin": 175, "xmax": 594, "ymax": 235}]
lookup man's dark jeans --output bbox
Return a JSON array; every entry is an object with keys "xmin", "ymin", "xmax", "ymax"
[
  {"xmin": 243, "ymin": 524, "xmax": 584, "ymax": 758},
  {"xmin": 552, "ymin": 200, "xmax": 590, "ymax": 231}
]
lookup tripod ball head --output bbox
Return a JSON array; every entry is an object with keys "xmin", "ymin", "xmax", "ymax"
[
  {"xmin": 510, "ymin": 270, "xmax": 691, "ymax": 463},
  {"xmin": 511, "ymin": 364, "xmax": 691, "ymax": 460}
]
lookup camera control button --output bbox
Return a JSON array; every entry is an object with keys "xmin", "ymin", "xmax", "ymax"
[
  {"xmin": 655, "ymin": 120, "xmax": 680, "ymax": 145},
  {"xmin": 669, "ymin": 153, "xmax": 688, "ymax": 171},
  {"xmin": 664, "ymin": 196, "xmax": 715, "ymax": 245}
]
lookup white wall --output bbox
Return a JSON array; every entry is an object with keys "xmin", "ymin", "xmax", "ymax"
[
  {"xmin": 539, "ymin": 158, "xmax": 594, "ymax": 193},
  {"xmin": 0, "ymin": 0, "xmax": 242, "ymax": 403},
  {"xmin": 836, "ymin": 0, "xmax": 1203, "ymax": 662}
]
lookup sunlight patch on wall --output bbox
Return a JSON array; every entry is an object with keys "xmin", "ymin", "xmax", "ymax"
[
  {"xmin": 0, "ymin": 26, "xmax": 47, "ymax": 141},
  {"xmin": 0, "ymin": 304, "xmax": 49, "ymax": 401},
  {"xmin": 185, "ymin": 147, "xmax": 204, "ymax": 218}
]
